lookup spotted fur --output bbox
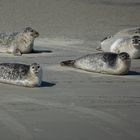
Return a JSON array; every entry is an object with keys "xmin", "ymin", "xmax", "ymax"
[
  {"xmin": 61, "ymin": 52, "xmax": 131, "ymax": 75},
  {"xmin": 0, "ymin": 63, "xmax": 42, "ymax": 87},
  {"xmin": 0, "ymin": 27, "xmax": 39, "ymax": 55}
]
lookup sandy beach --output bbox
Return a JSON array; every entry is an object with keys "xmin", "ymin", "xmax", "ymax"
[{"xmin": 0, "ymin": 0, "xmax": 140, "ymax": 140}]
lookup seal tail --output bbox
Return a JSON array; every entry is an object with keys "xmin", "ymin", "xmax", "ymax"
[
  {"xmin": 60, "ymin": 60, "xmax": 75, "ymax": 67},
  {"xmin": 96, "ymin": 46, "xmax": 102, "ymax": 51},
  {"xmin": 101, "ymin": 35, "xmax": 112, "ymax": 42},
  {"xmin": 96, "ymin": 36, "xmax": 110, "ymax": 51}
]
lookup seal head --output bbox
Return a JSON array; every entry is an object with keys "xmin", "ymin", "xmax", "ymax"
[
  {"xmin": 118, "ymin": 52, "xmax": 130, "ymax": 61},
  {"xmin": 24, "ymin": 27, "xmax": 39, "ymax": 38}
]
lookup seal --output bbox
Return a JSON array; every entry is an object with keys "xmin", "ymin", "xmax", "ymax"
[
  {"xmin": 99, "ymin": 35, "xmax": 140, "ymax": 59},
  {"xmin": 60, "ymin": 52, "xmax": 131, "ymax": 75},
  {"xmin": 97, "ymin": 28, "xmax": 140, "ymax": 51},
  {"xmin": 101, "ymin": 27, "xmax": 140, "ymax": 42},
  {"xmin": 97, "ymin": 27, "xmax": 140, "ymax": 45},
  {"xmin": 0, "ymin": 27, "xmax": 39, "ymax": 56},
  {"xmin": 0, "ymin": 63, "xmax": 42, "ymax": 87}
]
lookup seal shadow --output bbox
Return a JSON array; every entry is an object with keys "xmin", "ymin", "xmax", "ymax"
[
  {"xmin": 31, "ymin": 49, "xmax": 52, "ymax": 54},
  {"xmin": 41, "ymin": 81, "xmax": 56, "ymax": 87},
  {"xmin": 128, "ymin": 71, "xmax": 140, "ymax": 76}
]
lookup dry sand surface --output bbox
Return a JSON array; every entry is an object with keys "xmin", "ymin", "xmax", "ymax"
[{"xmin": 0, "ymin": 0, "xmax": 140, "ymax": 140}]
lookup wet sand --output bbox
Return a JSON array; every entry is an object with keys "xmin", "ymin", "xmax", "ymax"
[{"xmin": 0, "ymin": 0, "xmax": 140, "ymax": 140}]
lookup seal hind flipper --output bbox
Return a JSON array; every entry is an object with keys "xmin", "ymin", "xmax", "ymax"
[
  {"xmin": 60, "ymin": 60, "xmax": 75, "ymax": 67},
  {"xmin": 101, "ymin": 35, "xmax": 112, "ymax": 42},
  {"xmin": 101, "ymin": 36, "xmax": 108, "ymax": 42},
  {"xmin": 13, "ymin": 48, "xmax": 22, "ymax": 56},
  {"xmin": 96, "ymin": 46, "xmax": 102, "ymax": 51}
]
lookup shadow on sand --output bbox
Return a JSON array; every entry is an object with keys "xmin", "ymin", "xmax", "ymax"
[
  {"xmin": 128, "ymin": 71, "xmax": 140, "ymax": 76},
  {"xmin": 32, "ymin": 49, "xmax": 52, "ymax": 54},
  {"xmin": 41, "ymin": 81, "xmax": 56, "ymax": 87}
]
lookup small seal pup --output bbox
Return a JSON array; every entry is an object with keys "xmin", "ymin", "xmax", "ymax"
[
  {"xmin": 0, "ymin": 63, "xmax": 42, "ymax": 87},
  {"xmin": 99, "ymin": 35, "xmax": 140, "ymax": 59},
  {"xmin": 60, "ymin": 52, "xmax": 131, "ymax": 75},
  {"xmin": 0, "ymin": 27, "xmax": 39, "ymax": 55}
]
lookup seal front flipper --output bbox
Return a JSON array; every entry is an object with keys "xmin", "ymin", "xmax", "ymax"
[
  {"xmin": 13, "ymin": 48, "xmax": 22, "ymax": 56},
  {"xmin": 60, "ymin": 60, "xmax": 75, "ymax": 67},
  {"xmin": 101, "ymin": 35, "xmax": 113, "ymax": 42}
]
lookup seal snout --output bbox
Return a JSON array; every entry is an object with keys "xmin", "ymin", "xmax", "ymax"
[
  {"xmin": 31, "ymin": 30, "xmax": 39, "ymax": 38},
  {"xmin": 30, "ymin": 63, "xmax": 41, "ymax": 74},
  {"xmin": 33, "ymin": 31, "xmax": 39, "ymax": 38}
]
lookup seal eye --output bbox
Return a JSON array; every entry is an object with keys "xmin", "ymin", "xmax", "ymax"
[
  {"xmin": 37, "ymin": 66, "xmax": 40, "ymax": 69},
  {"xmin": 30, "ymin": 30, "xmax": 34, "ymax": 32},
  {"xmin": 32, "ymin": 66, "xmax": 35, "ymax": 69}
]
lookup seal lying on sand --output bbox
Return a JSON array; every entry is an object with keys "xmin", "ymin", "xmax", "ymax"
[
  {"xmin": 98, "ymin": 35, "xmax": 140, "ymax": 59},
  {"xmin": 0, "ymin": 27, "xmax": 39, "ymax": 55},
  {"xmin": 0, "ymin": 63, "xmax": 42, "ymax": 87},
  {"xmin": 60, "ymin": 52, "xmax": 131, "ymax": 75},
  {"xmin": 100, "ymin": 27, "xmax": 140, "ymax": 43}
]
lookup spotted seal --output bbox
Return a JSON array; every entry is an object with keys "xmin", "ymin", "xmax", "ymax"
[
  {"xmin": 60, "ymin": 52, "xmax": 131, "ymax": 75},
  {"xmin": 97, "ymin": 28, "xmax": 140, "ymax": 51},
  {"xmin": 101, "ymin": 27, "xmax": 140, "ymax": 43},
  {"xmin": 0, "ymin": 27, "xmax": 39, "ymax": 55},
  {"xmin": 99, "ymin": 35, "xmax": 140, "ymax": 59},
  {"xmin": 0, "ymin": 63, "xmax": 42, "ymax": 87}
]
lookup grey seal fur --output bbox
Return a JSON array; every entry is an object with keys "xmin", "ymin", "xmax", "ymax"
[
  {"xmin": 60, "ymin": 52, "xmax": 131, "ymax": 75},
  {"xmin": 101, "ymin": 27, "xmax": 140, "ymax": 43},
  {"xmin": 115, "ymin": 27, "xmax": 140, "ymax": 36},
  {"xmin": 96, "ymin": 27, "xmax": 140, "ymax": 51},
  {"xmin": 0, "ymin": 27, "xmax": 39, "ymax": 56},
  {"xmin": 99, "ymin": 35, "xmax": 140, "ymax": 59},
  {"xmin": 0, "ymin": 63, "xmax": 42, "ymax": 87}
]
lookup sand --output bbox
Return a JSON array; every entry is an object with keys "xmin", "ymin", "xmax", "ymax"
[{"xmin": 0, "ymin": 0, "xmax": 140, "ymax": 140}]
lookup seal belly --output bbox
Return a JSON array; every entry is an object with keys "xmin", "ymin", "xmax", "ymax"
[
  {"xmin": 0, "ymin": 76, "xmax": 41, "ymax": 87},
  {"xmin": 0, "ymin": 78, "xmax": 24, "ymax": 86},
  {"xmin": 18, "ymin": 39, "xmax": 34, "ymax": 54}
]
